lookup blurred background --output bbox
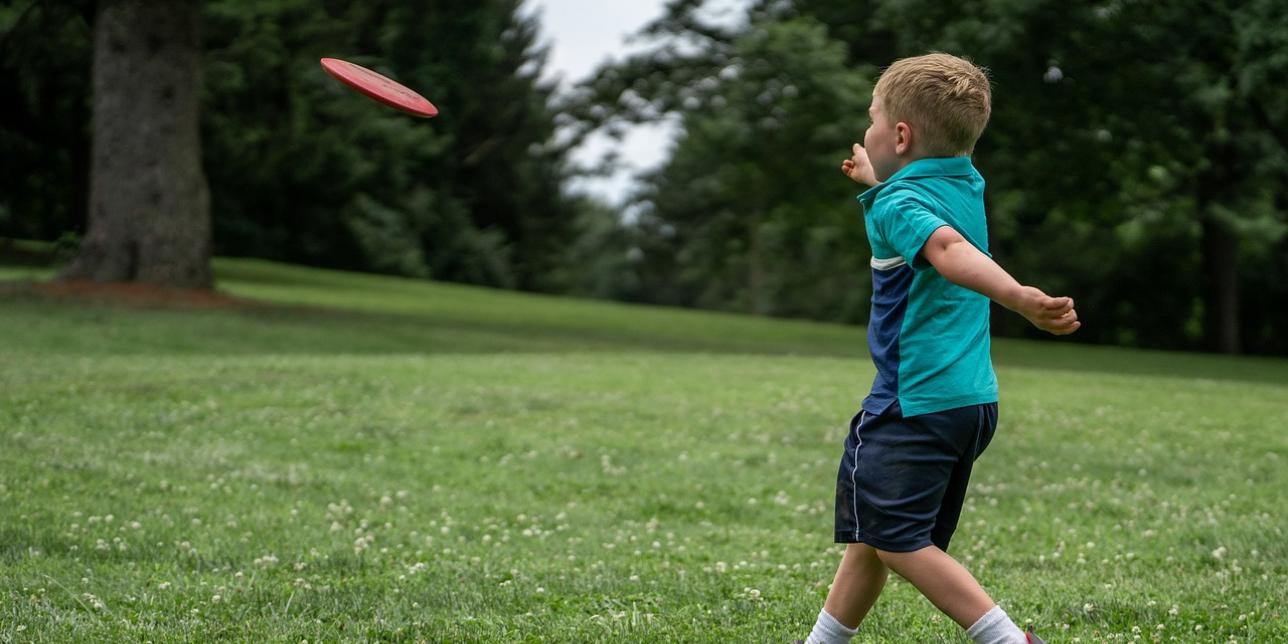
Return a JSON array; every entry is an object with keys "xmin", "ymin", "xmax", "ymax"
[{"xmin": 2, "ymin": 0, "xmax": 1285, "ymax": 355}]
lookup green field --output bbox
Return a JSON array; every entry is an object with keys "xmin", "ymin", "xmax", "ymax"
[{"xmin": 2, "ymin": 258, "xmax": 1285, "ymax": 642}]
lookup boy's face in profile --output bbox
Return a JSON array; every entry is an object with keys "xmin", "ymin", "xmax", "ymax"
[{"xmin": 863, "ymin": 94, "xmax": 904, "ymax": 182}]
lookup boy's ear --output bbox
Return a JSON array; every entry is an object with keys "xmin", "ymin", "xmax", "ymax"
[{"xmin": 894, "ymin": 121, "xmax": 913, "ymax": 155}]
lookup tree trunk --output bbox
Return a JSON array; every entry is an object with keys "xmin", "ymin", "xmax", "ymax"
[
  {"xmin": 60, "ymin": 0, "xmax": 212, "ymax": 289},
  {"xmin": 1200, "ymin": 213, "xmax": 1240, "ymax": 354},
  {"xmin": 1196, "ymin": 132, "xmax": 1242, "ymax": 355}
]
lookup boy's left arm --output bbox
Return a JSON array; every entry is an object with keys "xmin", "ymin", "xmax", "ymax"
[{"xmin": 920, "ymin": 226, "xmax": 1081, "ymax": 335}]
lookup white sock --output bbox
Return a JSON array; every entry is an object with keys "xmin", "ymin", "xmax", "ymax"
[
  {"xmin": 966, "ymin": 605, "xmax": 1026, "ymax": 644},
  {"xmin": 804, "ymin": 608, "xmax": 858, "ymax": 644}
]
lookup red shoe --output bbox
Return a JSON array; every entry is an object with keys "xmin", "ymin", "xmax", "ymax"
[{"xmin": 1026, "ymin": 628, "xmax": 1046, "ymax": 644}]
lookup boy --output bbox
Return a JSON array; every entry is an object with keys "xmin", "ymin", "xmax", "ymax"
[{"xmin": 801, "ymin": 53, "xmax": 1079, "ymax": 644}]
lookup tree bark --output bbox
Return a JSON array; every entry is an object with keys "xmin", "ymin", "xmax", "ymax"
[
  {"xmin": 1200, "ymin": 213, "xmax": 1240, "ymax": 354},
  {"xmin": 60, "ymin": 0, "xmax": 212, "ymax": 288},
  {"xmin": 1196, "ymin": 130, "xmax": 1242, "ymax": 355}
]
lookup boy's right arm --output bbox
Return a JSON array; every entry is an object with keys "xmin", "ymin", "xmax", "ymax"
[
  {"xmin": 841, "ymin": 143, "xmax": 879, "ymax": 186},
  {"xmin": 920, "ymin": 225, "xmax": 1080, "ymax": 335}
]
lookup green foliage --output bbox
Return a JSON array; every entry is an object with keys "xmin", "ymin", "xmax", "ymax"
[
  {"xmin": 0, "ymin": 0, "xmax": 579, "ymax": 290},
  {"xmin": 0, "ymin": 0, "xmax": 93, "ymax": 241},
  {"xmin": 572, "ymin": 0, "xmax": 1288, "ymax": 354},
  {"xmin": 201, "ymin": 0, "xmax": 575, "ymax": 289},
  {"xmin": 848, "ymin": 0, "xmax": 1288, "ymax": 354},
  {"xmin": 4, "ymin": 0, "xmax": 1286, "ymax": 353},
  {"xmin": 571, "ymin": 17, "xmax": 874, "ymax": 321}
]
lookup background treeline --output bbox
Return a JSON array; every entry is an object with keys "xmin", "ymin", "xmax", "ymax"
[
  {"xmin": 2, "ymin": 0, "xmax": 576, "ymax": 291},
  {"xmin": 2, "ymin": 0, "xmax": 1286, "ymax": 355}
]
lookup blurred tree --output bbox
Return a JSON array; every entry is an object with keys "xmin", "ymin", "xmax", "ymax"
[
  {"xmin": 3, "ymin": 0, "xmax": 577, "ymax": 291},
  {"xmin": 572, "ymin": 0, "xmax": 1287, "ymax": 354},
  {"xmin": 549, "ymin": 195, "xmax": 641, "ymax": 300},
  {"xmin": 59, "ymin": 0, "xmax": 212, "ymax": 287},
  {"xmin": 0, "ymin": 1, "xmax": 94, "ymax": 243},
  {"xmin": 823, "ymin": 0, "xmax": 1288, "ymax": 354},
  {"xmin": 637, "ymin": 19, "xmax": 873, "ymax": 320},
  {"xmin": 202, "ymin": 0, "xmax": 575, "ymax": 290},
  {"xmin": 565, "ymin": 8, "xmax": 873, "ymax": 321}
]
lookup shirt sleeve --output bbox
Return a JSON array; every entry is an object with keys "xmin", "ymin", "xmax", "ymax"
[{"xmin": 871, "ymin": 188, "xmax": 949, "ymax": 267}]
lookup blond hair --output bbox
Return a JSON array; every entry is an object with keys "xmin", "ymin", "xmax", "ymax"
[{"xmin": 874, "ymin": 53, "xmax": 991, "ymax": 155}]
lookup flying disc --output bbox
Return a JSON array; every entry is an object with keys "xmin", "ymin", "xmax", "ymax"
[{"xmin": 320, "ymin": 57, "xmax": 438, "ymax": 118}]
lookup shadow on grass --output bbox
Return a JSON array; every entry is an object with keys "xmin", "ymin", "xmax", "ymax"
[{"xmin": 3, "ymin": 274, "xmax": 1286, "ymax": 387}]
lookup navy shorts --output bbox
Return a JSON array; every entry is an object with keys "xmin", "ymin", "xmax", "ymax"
[{"xmin": 833, "ymin": 402, "xmax": 998, "ymax": 552}]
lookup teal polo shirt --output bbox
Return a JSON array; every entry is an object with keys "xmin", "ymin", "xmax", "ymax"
[{"xmin": 857, "ymin": 156, "xmax": 997, "ymax": 417}]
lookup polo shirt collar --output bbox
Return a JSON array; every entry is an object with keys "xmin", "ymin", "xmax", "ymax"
[{"xmin": 858, "ymin": 156, "xmax": 977, "ymax": 208}]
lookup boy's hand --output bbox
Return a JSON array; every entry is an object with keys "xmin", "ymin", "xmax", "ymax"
[
  {"xmin": 841, "ymin": 143, "xmax": 879, "ymax": 186},
  {"xmin": 1012, "ymin": 286, "xmax": 1081, "ymax": 335}
]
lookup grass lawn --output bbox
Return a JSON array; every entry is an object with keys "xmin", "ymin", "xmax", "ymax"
[{"xmin": 1, "ymin": 257, "xmax": 1285, "ymax": 642}]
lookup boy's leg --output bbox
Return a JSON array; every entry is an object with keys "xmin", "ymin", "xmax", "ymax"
[
  {"xmin": 823, "ymin": 543, "xmax": 888, "ymax": 627},
  {"xmin": 874, "ymin": 545, "xmax": 992, "ymax": 627},
  {"xmin": 804, "ymin": 544, "xmax": 887, "ymax": 644},
  {"xmin": 876, "ymin": 545, "xmax": 1026, "ymax": 643},
  {"xmin": 808, "ymin": 410, "xmax": 889, "ymax": 643}
]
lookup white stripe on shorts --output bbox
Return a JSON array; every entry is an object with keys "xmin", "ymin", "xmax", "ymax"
[{"xmin": 850, "ymin": 411, "xmax": 865, "ymax": 541}]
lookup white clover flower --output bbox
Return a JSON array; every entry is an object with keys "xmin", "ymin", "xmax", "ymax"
[{"xmin": 158, "ymin": 582, "xmax": 171, "ymax": 590}]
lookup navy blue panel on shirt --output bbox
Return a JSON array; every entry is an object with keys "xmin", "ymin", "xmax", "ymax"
[{"xmin": 863, "ymin": 258, "xmax": 912, "ymax": 415}]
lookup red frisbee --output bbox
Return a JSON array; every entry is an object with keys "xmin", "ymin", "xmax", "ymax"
[{"xmin": 320, "ymin": 57, "xmax": 438, "ymax": 118}]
